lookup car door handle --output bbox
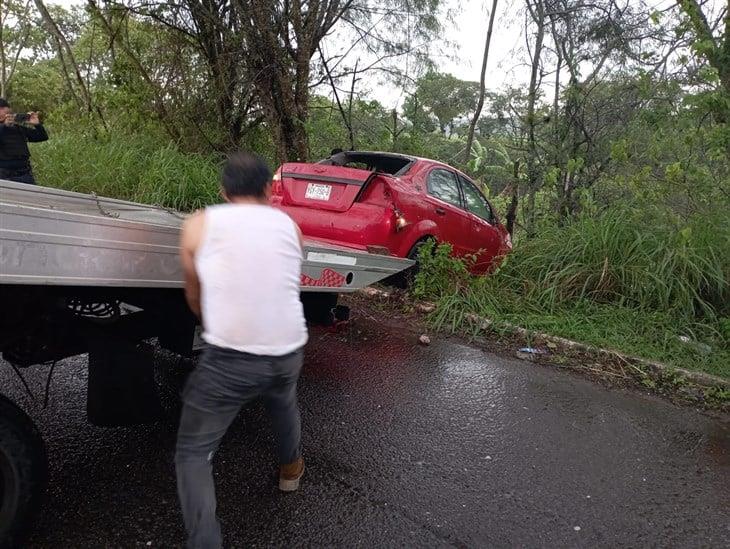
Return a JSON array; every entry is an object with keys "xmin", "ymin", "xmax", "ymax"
[{"xmin": 435, "ymin": 207, "xmax": 446, "ymax": 215}]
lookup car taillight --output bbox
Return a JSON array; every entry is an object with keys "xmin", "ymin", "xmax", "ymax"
[{"xmin": 394, "ymin": 207, "xmax": 408, "ymax": 231}]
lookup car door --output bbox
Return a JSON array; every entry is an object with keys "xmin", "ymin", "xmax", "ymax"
[
  {"xmin": 423, "ymin": 168, "xmax": 472, "ymax": 257},
  {"xmin": 458, "ymin": 175, "xmax": 503, "ymax": 273}
]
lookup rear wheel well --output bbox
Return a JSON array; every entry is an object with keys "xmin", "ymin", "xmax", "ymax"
[
  {"xmin": 383, "ymin": 236, "xmax": 436, "ymax": 289},
  {"xmin": 407, "ymin": 235, "xmax": 436, "ymax": 260}
]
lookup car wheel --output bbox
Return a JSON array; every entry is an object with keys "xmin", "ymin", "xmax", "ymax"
[
  {"xmin": 386, "ymin": 238, "xmax": 434, "ymax": 289},
  {"xmin": 0, "ymin": 395, "xmax": 47, "ymax": 549}
]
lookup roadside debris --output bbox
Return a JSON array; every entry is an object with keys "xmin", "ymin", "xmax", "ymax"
[
  {"xmin": 419, "ymin": 334, "xmax": 431, "ymax": 346},
  {"xmin": 516, "ymin": 347, "xmax": 548, "ymax": 361},
  {"xmin": 677, "ymin": 336, "xmax": 712, "ymax": 355},
  {"xmin": 416, "ymin": 302, "xmax": 436, "ymax": 313},
  {"xmin": 360, "ymin": 287, "xmax": 390, "ymax": 299}
]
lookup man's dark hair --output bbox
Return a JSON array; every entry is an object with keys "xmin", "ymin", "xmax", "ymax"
[
  {"xmin": 0, "ymin": 98, "xmax": 9, "ymax": 108},
  {"xmin": 221, "ymin": 151, "xmax": 272, "ymax": 198}
]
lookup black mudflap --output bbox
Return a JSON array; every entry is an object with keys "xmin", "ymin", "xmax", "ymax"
[{"xmin": 86, "ymin": 333, "xmax": 164, "ymax": 427}]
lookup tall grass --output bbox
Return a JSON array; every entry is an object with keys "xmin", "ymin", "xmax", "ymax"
[
  {"xmin": 31, "ymin": 131, "xmax": 221, "ymax": 211},
  {"xmin": 416, "ymin": 209, "xmax": 730, "ymax": 378},
  {"xmin": 493, "ymin": 210, "xmax": 729, "ymax": 319}
]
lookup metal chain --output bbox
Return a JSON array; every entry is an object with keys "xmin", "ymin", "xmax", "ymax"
[{"xmin": 90, "ymin": 191, "xmax": 120, "ymax": 218}]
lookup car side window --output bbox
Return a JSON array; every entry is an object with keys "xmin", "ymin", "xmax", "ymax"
[
  {"xmin": 459, "ymin": 176, "xmax": 493, "ymax": 223},
  {"xmin": 427, "ymin": 169, "xmax": 462, "ymax": 208}
]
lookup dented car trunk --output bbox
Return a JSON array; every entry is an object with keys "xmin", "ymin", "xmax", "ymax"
[
  {"xmin": 277, "ymin": 163, "xmax": 374, "ymax": 212},
  {"xmin": 275, "ymin": 151, "xmax": 415, "ymax": 213}
]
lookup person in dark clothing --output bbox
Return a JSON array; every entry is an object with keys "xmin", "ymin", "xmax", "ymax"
[{"xmin": 0, "ymin": 98, "xmax": 48, "ymax": 185}]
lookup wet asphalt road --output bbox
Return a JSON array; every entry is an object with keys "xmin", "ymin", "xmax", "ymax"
[{"xmin": 1, "ymin": 315, "xmax": 729, "ymax": 548}]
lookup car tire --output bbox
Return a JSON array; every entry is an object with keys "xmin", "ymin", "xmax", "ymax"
[
  {"xmin": 0, "ymin": 395, "xmax": 47, "ymax": 549},
  {"xmin": 387, "ymin": 238, "xmax": 434, "ymax": 289}
]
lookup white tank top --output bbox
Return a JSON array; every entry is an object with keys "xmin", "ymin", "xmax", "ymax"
[{"xmin": 195, "ymin": 203, "xmax": 308, "ymax": 356}]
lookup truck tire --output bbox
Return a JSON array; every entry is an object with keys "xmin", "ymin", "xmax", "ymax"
[{"xmin": 0, "ymin": 395, "xmax": 47, "ymax": 549}]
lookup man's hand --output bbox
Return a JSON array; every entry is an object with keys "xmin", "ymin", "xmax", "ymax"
[
  {"xmin": 1, "ymin": 113, "xmax": 14, "ymax": 126},
  {"xmin": 29, "ymin": 112, "xmax": 40, "ymax": 125}
]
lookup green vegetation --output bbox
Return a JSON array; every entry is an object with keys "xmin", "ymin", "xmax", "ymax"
[
  {"xmin": 414, "ymin": 217, "xmax": 730, "ymax": 379},
  {"xmin": 32, "ymin": 132, "xmax": 220, "ymax": 211}
]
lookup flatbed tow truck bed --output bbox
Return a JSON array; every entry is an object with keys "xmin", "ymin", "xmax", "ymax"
[
  {"xmin": 0, "ymin": 180, "xmax": 410, "ymax": 289},
  {"xmin": 0, "ymin": 180, "xmax": 413, "ymax": 546}
]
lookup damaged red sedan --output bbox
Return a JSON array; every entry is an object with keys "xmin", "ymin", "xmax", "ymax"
[{"xmin": 271, "ymin": 151, "xmax": 511, "ymax": 274}]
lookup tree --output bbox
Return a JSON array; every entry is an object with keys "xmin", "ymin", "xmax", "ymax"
[
  {"xmin": 120, "ymin": 0, "xmax": 444, "ymax": 161},
  {"xmin": 34, "ymin": 0, "xmax": 96, "ymax": 117},
  {"xmin": 677, "ymin": 0, "xmax": 730, "ymax": 124},
  {"xmin": 547, "ymin": 0, "xmax": 652, "ymax": 218},
  {"xmin": 0, "ymin": 0, "xmax": 35, "ymax": 97},
  {"xmin": 410, "ymin": 71, "xmax": 479, "ymax": 134},
  {"xmin": 524, "ymin": 0, "xmax": 546, "ymax": 235},
  {"xmin": 402, "ymin": 92, "xmax": 437, "ymax": 134},
  {"xmin": 464, "ymin": 0, "xmax": 499, "ymax": 163}
]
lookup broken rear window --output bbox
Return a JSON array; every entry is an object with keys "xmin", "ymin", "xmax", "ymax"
[{"xmin": 317, "ymin": 151, "xmax": 415, "ymax": 176}]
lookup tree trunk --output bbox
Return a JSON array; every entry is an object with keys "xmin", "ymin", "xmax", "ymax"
[
  {"xmin": 525, "ymin": 0, "xmax": 545, "ymax": 237},
  {"xmin": 552, "ymin": 40, "xmax": 562, "ymax": 159},
  {"xmin": 463, "ymin": 0, "xmax": 499, "ymax": 164},
  {"xmin": 0, "ymin": 4, "xmax": 6, "ymax": 98},
  {"xmin": 347, "ymin": 60, "xmax": 358, "ymax": 150},
  {"xmin": 505, "ymin": 160, "xmax": 520, "ymax": 236}
]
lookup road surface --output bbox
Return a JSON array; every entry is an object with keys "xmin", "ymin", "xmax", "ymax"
[{"xmin": 1, "ymin": 315, "xmax": 728, "ymax": 547}]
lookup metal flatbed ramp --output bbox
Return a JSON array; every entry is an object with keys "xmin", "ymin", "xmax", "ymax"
[{"xmin": 0, "ymin": 180, "xmax": 412, "ymax": 291}]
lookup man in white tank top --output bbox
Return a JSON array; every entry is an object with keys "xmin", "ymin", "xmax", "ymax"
[{"xmin": 175, "ymin": 152, "xmax": 308, "ymax": 549}]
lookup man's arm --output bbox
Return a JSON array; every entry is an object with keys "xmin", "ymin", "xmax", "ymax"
[
  {"xmin": 180, "ymin": 211, "xmax": 205, "ymax": 319},
  {"xmin": 21, "ymin": 113, "xmax": 49, "ymax": 143}
]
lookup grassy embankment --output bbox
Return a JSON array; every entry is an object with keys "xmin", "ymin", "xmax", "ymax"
[{"xmin": 414, "ymin": 212, "xmax": 729, "ymax": 381}]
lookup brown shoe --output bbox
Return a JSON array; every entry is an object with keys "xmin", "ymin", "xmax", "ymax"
[{"xmin": 279, "ymin": 457, "xmax": 305, "ymax": 492}]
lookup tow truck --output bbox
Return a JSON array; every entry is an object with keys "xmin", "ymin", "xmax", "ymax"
[{"xmin": 0, "ymin": 180, "xmax": 413, "ymax": 546}]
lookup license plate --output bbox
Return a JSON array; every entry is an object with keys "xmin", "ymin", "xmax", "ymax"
[{"xmin": 305, "ymin": 183, "xmax": 332, "ymax": 201}]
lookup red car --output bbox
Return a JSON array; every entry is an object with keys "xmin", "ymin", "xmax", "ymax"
[{"xmin": 271, "ymin": 151, "xmax": 511, "ymax": 274}]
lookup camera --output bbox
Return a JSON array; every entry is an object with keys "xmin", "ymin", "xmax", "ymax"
[{"xmin": 13, "ymin": 113, "xmax": 31, "ymax": 123}]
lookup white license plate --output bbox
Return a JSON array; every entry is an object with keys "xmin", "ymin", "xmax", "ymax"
[{"xmin": 305, "ymin": 183, "xmax": 332, "ymax": 201}]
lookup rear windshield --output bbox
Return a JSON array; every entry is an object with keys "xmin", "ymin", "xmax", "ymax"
[{"xmin": 317, "ymin": 152, "xmax": 414, "ymax": 175}]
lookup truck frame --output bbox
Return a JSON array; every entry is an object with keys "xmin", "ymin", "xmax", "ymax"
[{"xmin": 0, "ymin": 180, "xmax": 412, "ymax": 546}]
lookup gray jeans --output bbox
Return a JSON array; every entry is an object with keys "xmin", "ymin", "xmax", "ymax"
[{"xmin": 175, "ymin": 345, "xmax": 304, "ymax": 549}]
